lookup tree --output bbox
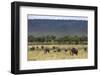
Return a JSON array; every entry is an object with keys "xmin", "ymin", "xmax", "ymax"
[
  {"xmin": 72, "ymin": 36, "xmax": 80, "ymax": 44},
  {"xmin": 28, "ymin": 35, "xmax": 34, "ymax": 42},
  {"xmin": 80, "ymin": 36, "xmax": 87, "ymax": 44},
  {"xmin": 51, "ymin": 35, "xmax": 56, "ymax": 41}
]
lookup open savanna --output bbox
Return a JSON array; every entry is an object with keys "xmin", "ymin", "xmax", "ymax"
[{"xmin": 28, "ymin": 44, "xmax": 88, "ymax": 61}]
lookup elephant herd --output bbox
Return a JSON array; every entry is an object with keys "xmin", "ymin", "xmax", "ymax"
[{"xmin": 29, "ymin": 46, "xmax": 87, "ymax": 56}]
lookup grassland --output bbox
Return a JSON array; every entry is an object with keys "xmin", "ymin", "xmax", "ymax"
[{"xmin": 28, "ymin": 44, "xmax": 88, "ymax": 61}]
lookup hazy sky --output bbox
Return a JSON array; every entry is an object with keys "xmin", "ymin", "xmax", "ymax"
[
  {"xmin": 28, "ymin": 15, "xmax": 88, "ymax": 20},
  {"xmin": 28, "ymin": 15, "xmax": 88, "ymax": 38}
]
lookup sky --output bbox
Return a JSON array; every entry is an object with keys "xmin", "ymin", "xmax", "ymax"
[{"xmin": 28, "ymin": 15, "xmax": 88, "ymax": 38}]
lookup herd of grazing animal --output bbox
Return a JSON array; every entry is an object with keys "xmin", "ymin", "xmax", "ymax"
[{"xmin": 29, "ymin": 46, "xmax": 87, "ymax": 56}]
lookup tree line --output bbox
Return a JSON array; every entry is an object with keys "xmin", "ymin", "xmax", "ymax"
[{"xmin": 28, "ymin": 35, "xmax": 87, "ymax": 44}]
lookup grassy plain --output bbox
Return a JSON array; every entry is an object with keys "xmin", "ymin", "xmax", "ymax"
[{"xmin": 28, "ymin": 44, "xmax": 88, "ymax": 61}]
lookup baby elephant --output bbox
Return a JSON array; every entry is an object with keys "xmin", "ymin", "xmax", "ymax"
[
  {"xmin": 30, "ymin": 47, "xmax": 35, "ymax": 51},
  {"xmin": 70, "ymin": 48, "xmax": 78, "ymax": 55}
]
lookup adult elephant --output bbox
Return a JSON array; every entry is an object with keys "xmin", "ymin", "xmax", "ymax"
[
  {"xmin": 44, "ymin": 48, "xmax": 50, "ymax": 54},
  {"xmin": 70, "ymin": 48, "xmax": 78, "ymax": 55}
]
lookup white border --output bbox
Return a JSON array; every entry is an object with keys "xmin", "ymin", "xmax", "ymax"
[{"xmin": 20, "ymin": 6, "xmax": 95, "ymax": 70}]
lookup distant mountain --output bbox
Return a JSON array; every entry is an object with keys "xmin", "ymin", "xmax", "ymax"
[{"xmin": 28, "ymin": 19, "xmax": 88, "ymax": 38}]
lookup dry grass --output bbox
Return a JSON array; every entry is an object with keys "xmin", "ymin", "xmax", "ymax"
[{"xmin": 28, "ymin": 45, "xmax": 88, "ymax": 61}]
